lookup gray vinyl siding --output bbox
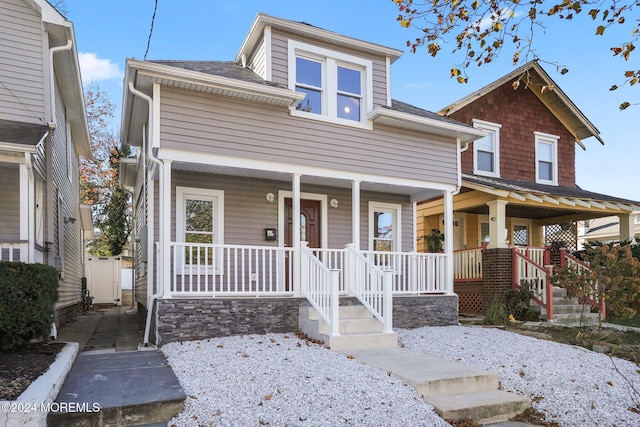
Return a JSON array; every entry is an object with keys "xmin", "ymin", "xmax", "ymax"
[
  {"xmin": 51, "ymin": 84, "xmax": 83, "ymax": 309},
  {"xmin": 0, "ymin": 166, "xmax": 20, "ymax": 241},
  {"xmin": 159, "ymin": 86, "xmax": 458, "ymax": 185},
  {"xmin": 248, "ymin": 35, "xmax": 267, "ymax": 79},
  {"xmin": 0, "ymin": 0, "xmax": 46, "ymax": 124},
  {"xmin": 269, "ymin": 30, "xmax": 388, "ymax": 107},
  {"xmin": 169, "ymin": 172, "xmax": 413, "ymax": 251}
]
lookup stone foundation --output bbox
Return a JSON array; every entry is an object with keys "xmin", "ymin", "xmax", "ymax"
[{"xmin": 149, "ymin": 294, "xmax": 458, "ymax": 345}]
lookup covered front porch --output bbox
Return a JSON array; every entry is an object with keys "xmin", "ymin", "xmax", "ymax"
[{"xmin": 419, "ymin": 173, "xmax": 640, "ymax": 319}]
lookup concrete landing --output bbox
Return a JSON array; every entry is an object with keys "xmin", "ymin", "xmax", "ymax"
[
  {"xmin": 47, "ymin": 349, "xmax": 185, "ymax": 426},
  {"xmin": 341, "ymin": 347, "xmax": 530, "ymax": 423}
]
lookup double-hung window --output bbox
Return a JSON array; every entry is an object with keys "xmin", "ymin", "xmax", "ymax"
[
  {"xmin": 535, "ymin": 131, "xmax": 559, "ymax": 185},
  {"xmin": 176, "ymin": 187, "xmax": 224, "ymax": 272},
  {"xmin": 472, "ymin": 119, "xmax": 501, "ymax": 177},
  {"xmin": 289, "ymin": 40, "xmax": 372, "ymax": 128},
  {"xmin": 369, "ymin": 202, "xmax": 401, "ymax": 252}
]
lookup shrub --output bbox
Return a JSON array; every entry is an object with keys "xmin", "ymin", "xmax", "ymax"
[
  {"xmin": 0, "ymin": 262, "xmax": 59, "ymax": 351},
  {"xmin": 483, "ymin": 284, "xmax": 537, "ymax": 326}
]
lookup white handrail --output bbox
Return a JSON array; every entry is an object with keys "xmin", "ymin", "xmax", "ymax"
[
  {"xmin": 301, "ymin": 243, "xmax": 339, "ymax": 336},
  {"xmin": 346, "ymin": 245, "xmax": 393, "ymax": 333}
]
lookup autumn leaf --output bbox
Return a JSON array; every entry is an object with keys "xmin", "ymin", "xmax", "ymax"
[
  {"xmin": 264, "ymin": 394, "xmax": 273, "ymax": 400},
  {"xmin": 596, "ymin": 25, "xmax": 605, "ymax": 35}
]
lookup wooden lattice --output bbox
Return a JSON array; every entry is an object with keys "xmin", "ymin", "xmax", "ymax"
[
  {"xmin": 457, "ymin": 292, "xmax": 483, "ymax": 314},
  {"xmin": 545, "ymin": 222, "xmax": 577, "ymax": 251}
]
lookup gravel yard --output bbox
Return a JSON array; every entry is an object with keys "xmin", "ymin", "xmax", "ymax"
[{"xmin": 163, "ymin": 326, "xmax": 640, "ymax": 426}]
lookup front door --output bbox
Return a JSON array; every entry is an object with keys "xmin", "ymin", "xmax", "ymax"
[{"xmin": 285, "ymin": 198, "xmax": 321, "ymax": 290}]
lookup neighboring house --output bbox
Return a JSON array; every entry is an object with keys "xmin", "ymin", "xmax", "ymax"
[
  {"xmin": 120, "ymin": 13, "xmax": 484, "ymax": 347},
  {"xmin": 417, "ymin": 61, "xmax": 640, "ymax": 316},
  {"xmin": 578, "ymin": 213, "xmax": 640, "ymax": 248},
  {"xmin": 0, "ymin": 0, "xmax": 92, "ymax": 325}
]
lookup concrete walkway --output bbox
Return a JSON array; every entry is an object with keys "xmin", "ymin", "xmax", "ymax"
[{"xmin": 49, "ymin": 306, "xmax": 185, "ymax": 426}]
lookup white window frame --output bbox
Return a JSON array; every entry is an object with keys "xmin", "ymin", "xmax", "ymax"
[
  {"xmin": 478, "ymin": 215, "xmax": 490, "ymax": 245},
  {"xmin": 288, "ymin": 39, "xmax": 373, "ymax": 129},
  {"xmin": 535, "ymin": 131, "xmax": 559, "ymax": 185},
  {"xmin": 472, "ymin": 119, "xmax": 501, "ymax": 177},
  {"xmin": 368, "ymin": 201, "xmax": 402, "ymax": 252},
  {"xmin": 176, "ymin": 186, "xmax": 224, "ymax": 274}
]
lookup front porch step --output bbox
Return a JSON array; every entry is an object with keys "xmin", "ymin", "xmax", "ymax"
[
  {"xmin": 536, "ymin": 287, "xmax": 602, "ymax": 324},
  {"xmin": 298, "ymin": 306, "xmax": 397, "ymax": 350},
  {"xmin": 426, "ymin": 390, "xmax": 531, "ymax": 424},
  {"xmin": 342, "ymin": 347, "xmax": 530, "ymax": 424},
  {"xmin": 543, "ymin": 312, "xmax": 601, "ymax": 324}
]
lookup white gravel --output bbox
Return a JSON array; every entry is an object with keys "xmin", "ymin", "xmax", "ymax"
[{"xmin": 162, "ymin": 327, "xmax": 640, "ymax": 426}]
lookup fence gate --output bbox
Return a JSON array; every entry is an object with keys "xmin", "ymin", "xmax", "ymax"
[{"xmin": 86, "ymin": 255, "xmax": 122, "ymax": 305}]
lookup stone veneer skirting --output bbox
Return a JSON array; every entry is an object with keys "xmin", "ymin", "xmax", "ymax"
[{"xmin": 150, "ymin": 294, "xmax": 458, "ymax": 345}]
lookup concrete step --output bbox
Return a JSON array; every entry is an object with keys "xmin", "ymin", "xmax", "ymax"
[
  {"xmin": 550, "ymin": 312, "xmax": 601, "ymax": 324},
  {"xmin": 306, "ymin": 305, "xmax": 373, "ymax": 320},
  {"xmin": 47, "ymin": 351, "xmax": 185, "ymax": 427},
  {"xmin": 341, "ymin": 347, "xmax": 529, "ymax": 423},
  {"xmin": 426, "ymin": 390, "xmax": 531, "ymax": 424},
  {"xmin": 342, "ymin": 347, "xmax": 498, "ymax": 397},
  {"xmin": 550, "ymin": 304, "xmax": 592, "ymax": 315}
]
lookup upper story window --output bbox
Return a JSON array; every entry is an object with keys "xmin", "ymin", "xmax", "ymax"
[
  {"xmin": 535, "ymin": 131, "xmax": 559, "ymax": 185},
  {"xmin": 472, "ymin": 119, "xmax": 501, "ymax": 177},
  {"xmin": 289, "ymin": 40, "xmax": 372, "ymax": 128}
]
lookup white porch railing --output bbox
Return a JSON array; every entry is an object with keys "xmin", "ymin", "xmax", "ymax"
[
  {"xmin": 170, "ymin": 243, "xmax": 293, "ymax": 296},
  {"xmin": 453, "ymin": 246, "xmax": 484, "ymax": 281},
  {"xmin": 301, "ymin": 244, "xmax": 339, "ymax": 336},
  {"xmin": 310, "ymin": 248, "xmax": 345, "ymax": 293},
  {"xmin": 361, "ymin": 250, "xmax": 447, "ymax": 294},
  {"xmin": 0, "ymin": 241, "xmax": 28, "ymax": 262},
  {"xmin": 346, "ymin": 245, "xmax": 393, "ymax": 333},
  {"xmin": 515, "ymin": 246, "xmax": 547, "ymax": 267}
]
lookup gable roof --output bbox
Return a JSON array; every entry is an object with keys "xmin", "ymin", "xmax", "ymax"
[{"xmin": 438, "ymin": 61, "xmax": 603, "ymax": 149}]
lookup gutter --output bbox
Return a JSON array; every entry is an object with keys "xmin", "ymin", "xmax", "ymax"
[
  {"xmin": 49, "ymin": 40, "xmax": 73, "ymax": 126},
  {"xmin": 127, "ymin": 81, "xmax": 163, "ymax": 347}
]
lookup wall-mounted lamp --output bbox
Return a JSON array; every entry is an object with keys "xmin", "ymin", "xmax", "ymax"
[
  {"xmin": 64, "ymin": 216, "xmax": 77, "ymax": 224},
  {"xmin": 266, "ymin": 193, "xmax": 275, "ymax": 203},
  {"xmin": 330, "ymin": 199, "xmax": 338, "ymax": 208},
  {"xmin": 490, "ymin": 217, "xmax": 496, "ymax": 222}
]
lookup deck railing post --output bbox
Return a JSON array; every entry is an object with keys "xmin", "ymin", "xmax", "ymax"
[
  {"xmin": 330, "ymin": 269, "xmax": 340, "ymax": 336},
  {"xmin": 545, "ymin": 265, "xmax": 554, "ymax": 321},
  {"xmin": 383, "ymin": 269, "xmax": 393, "ymax": 333}
]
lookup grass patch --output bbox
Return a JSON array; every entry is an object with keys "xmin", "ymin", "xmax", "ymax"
[{"xmin": 607, "ymin": 316, "xmax": 640, "ymax": 328}]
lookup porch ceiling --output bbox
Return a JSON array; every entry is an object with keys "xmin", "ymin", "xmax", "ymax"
[
  {"xmin": 171, "ymin": 161, "xmax": 442, "ymax": 199},
  {"xmin": 457, "ymin": 204, "xmax": 614, "ymax": 223}
]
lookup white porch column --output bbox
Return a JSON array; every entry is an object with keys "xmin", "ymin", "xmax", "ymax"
[
  {"xmin": 351, "ymin": 180, "xmax": 360, "ymax": 249},
  {"xmin": 161, "ymin": 160, "xmax": 172, "ymax": 297},
  {"xmin": 292, "ymin": 173, "xmax": 301, "ymax": 295},
  {"xmin": 443, "ymin": 190, "xmax": 454, "ymax": 295},
  {"xmin": 487, "ymin": 199, "xmax": 508, "ymax": 249},
  {"xmin": 618, "ymin": 213, "xmax": 636, "ymax": 241},
  {"xmin": 18, "ymin": 160, "xmax": 32, "ymax": 262}
]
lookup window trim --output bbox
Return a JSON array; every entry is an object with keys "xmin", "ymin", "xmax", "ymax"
[
  {"xmin": 472, "ymin": 119, "xmax": 501, "ymax": 178},
  {"xmin": 534, "ymin": 131, "xmax": 559, "ymax": 185},
  {"xmin": 288, "ymin": 39, "xmax": 373, "ymax": 129},
  {"xmin": 368, "ymin": 201, "xmax": 402, "ymax": 252},
  {"xmin": 176, "ymin": 186, "xmax": 225, "ymax": 274}
]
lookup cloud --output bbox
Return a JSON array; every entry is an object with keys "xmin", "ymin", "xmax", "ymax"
[
  {"xmin": 405, "ymin": 82, "xmax": 432, "ymax": 89},
  {"xmin": 78, "ymin": 53, "xmax": 123, "ymax": 83}
]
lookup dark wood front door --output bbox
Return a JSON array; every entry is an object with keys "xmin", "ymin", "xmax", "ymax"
[{"xmin": 285, "ymin": 198, "xmax": 321, "ymax": 290}]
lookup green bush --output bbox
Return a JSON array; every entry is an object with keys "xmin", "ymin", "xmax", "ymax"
[{"xmin": 0, "ymin": 262, "xmax": 59, "ymax": 351}]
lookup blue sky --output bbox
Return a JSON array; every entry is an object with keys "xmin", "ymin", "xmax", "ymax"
[{"xmin": 65, "ymin": 0, "xmax": 640, "ymax": 201}]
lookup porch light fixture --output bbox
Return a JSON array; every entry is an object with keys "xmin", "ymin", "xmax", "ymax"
[
  {"xmin": 330, "ymin": 199, "xmax": 338, "ymax": 208},
  {"xmin": 266, "ymin": 193, "xmax": 275, "ymax": 203},
  {"xmin": 64, "ymin": 216, "xmax": 77, "ymax": 224}
]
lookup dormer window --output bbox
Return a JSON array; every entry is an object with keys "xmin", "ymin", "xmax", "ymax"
[
  {"xmin": 289, "ymin": 40, "xmax": 372, "ymax": 128},
  {"xmin": 472, "ymin": 119, "xmax": 501, "ymax": 177},
  {"xmin": 535, "ymin": 131, "xmax": 559, "ymax": 185}
]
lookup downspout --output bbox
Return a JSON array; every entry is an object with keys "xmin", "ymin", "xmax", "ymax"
[
  {"xmin": 128, "ymin": 82, "xmax": 163, "ymax": 347},
  {"xmin": 49, "ymin": 40, "xmax": 73, "ymax": 125}
]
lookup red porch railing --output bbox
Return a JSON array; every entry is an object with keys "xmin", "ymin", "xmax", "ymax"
[
  {"xmin": 560, "ymin": 249, "xmax": 606, "ymax": 321},
  {"xmin": 513, "ymin": 248, "xmax": 554, "ymax": 320}
]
